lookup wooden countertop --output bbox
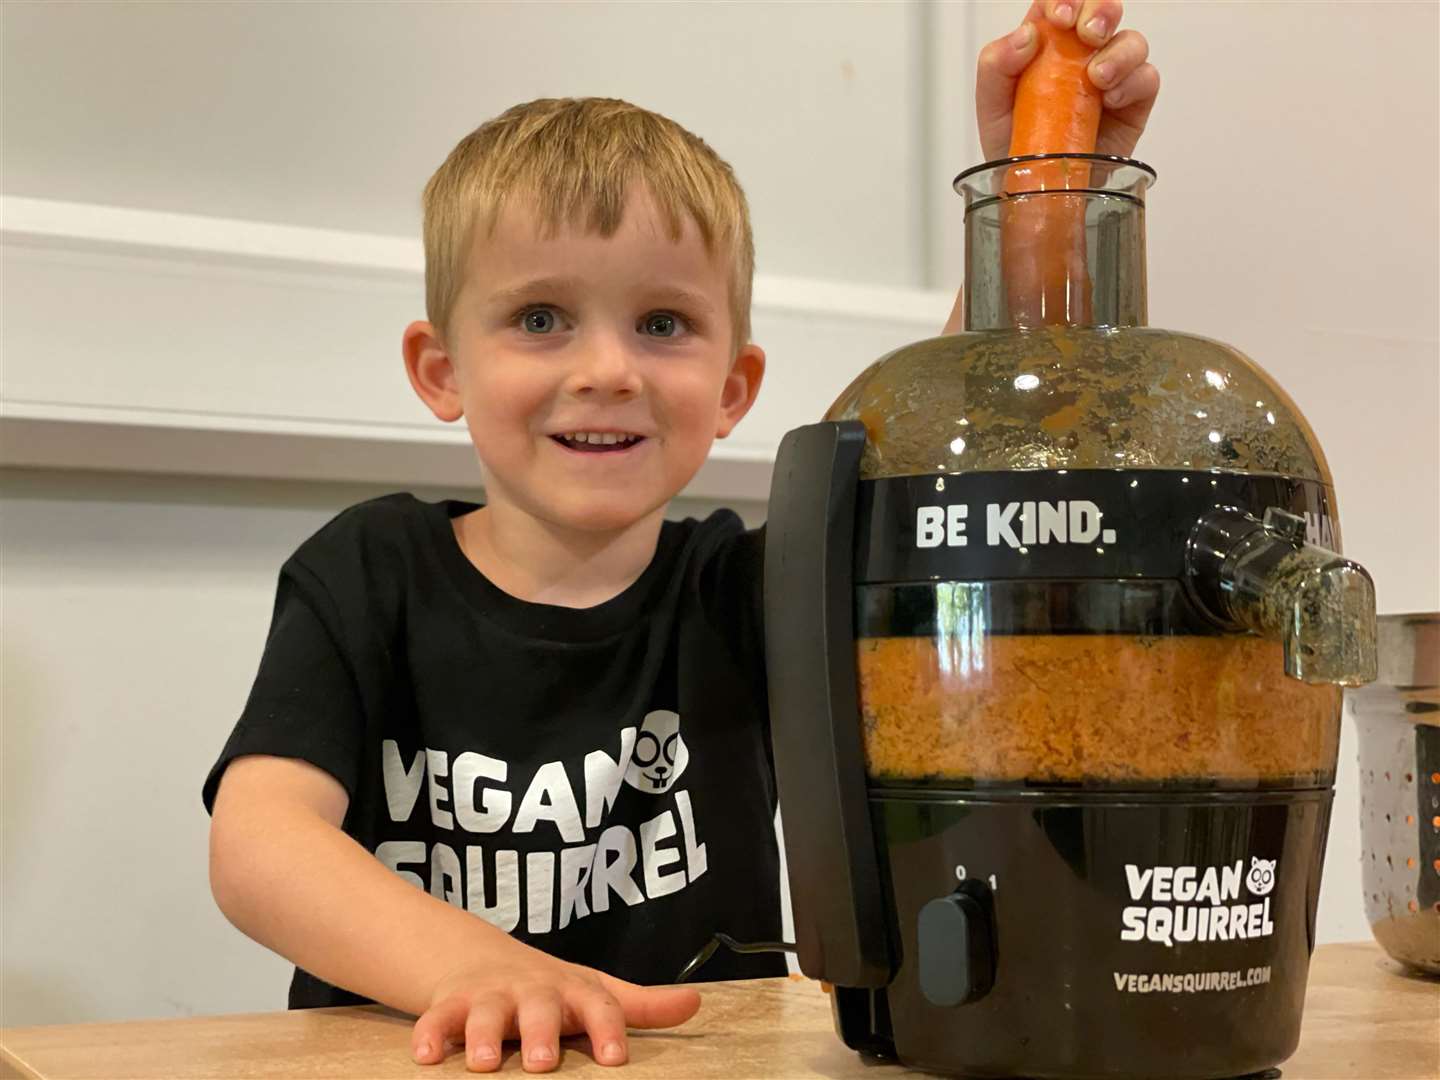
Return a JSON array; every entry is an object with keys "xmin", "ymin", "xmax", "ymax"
[{"xmin": 2, "ymin": 943, "xmax": 1436, "ymax": 1079}]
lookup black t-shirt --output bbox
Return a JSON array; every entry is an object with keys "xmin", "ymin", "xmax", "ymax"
[{"xmin": 202, "ymin": 494, "xmax": 785, "ymax": 1008}]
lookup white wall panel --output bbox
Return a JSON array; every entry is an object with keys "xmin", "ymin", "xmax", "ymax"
[
  {"xmin": 1, "ymin": 0, "xmax": 927, "ymax": 288},
  {"xmin": 3, "ymin": 242, "xmax": 428, "ymax": 427}
]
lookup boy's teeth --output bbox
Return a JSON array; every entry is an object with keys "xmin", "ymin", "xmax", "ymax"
[
  {"xmin": 567, "ymin": 434, "xmax": 636, "ymax": 446},
  {"xmin": 561, "ymin": 432, "xmax": 638, "ymax": 446}
]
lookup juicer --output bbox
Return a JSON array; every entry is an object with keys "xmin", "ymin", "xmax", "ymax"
[{"xmin": 764, "ymin": 154, "xmax": 1378, "ymax": 1079}]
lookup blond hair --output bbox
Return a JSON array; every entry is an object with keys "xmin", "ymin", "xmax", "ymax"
[{"xmin": 422, "ymin": 97, "xmax": 754, "ymax": 350}]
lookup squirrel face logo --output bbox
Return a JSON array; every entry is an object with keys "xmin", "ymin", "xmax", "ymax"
[
  {"xmin": 1246, "ymin": 857, "xmax": 1277, "ymax": 897},
  {"xmin": 623, "ymin": 710, "xmax": 689, "ymax": 794}
]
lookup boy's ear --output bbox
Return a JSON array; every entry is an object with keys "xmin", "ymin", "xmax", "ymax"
[
  {"xmin": 402, "ymin": 321, "xmax": 463, "ymax": 422},
  {"xmin": 715, "ymin": 343, "xmax": 765, "ymax": 439}
]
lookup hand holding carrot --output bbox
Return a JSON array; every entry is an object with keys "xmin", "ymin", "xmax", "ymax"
[
  {"xmin": 942, "ymin": 1, "xmax": 1160, "ymax": 333},
  {"xmin": 976, "ymin": 1, "xmax": 1160, "ymax": 161}
]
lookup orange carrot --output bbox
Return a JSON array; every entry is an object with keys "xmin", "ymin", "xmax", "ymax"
[
  {"xmin": 1002, "ymin": 18, "xmax": 1101, "ymax": 327},
  {"xmin": 1009, "ymin": 19, "xmax": 1103, "ymax": 157}
]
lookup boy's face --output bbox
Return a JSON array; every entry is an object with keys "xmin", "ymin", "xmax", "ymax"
[{"xmin": 405, "ymin": 188, "xmax": 764, "ymax": 535}]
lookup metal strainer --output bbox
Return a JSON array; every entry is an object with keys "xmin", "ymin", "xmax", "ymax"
[{"xmin": 1351, "ymin": 612, "xmax": 1440, "ymax": 973}]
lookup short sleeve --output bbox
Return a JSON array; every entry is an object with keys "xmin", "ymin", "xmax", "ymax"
[
  {"xmin": 734, "ymin": 524, "xmax": 766, "ymax": 657},
  {"xmin": 201, "ymin": 559, "xmax": 364, "ymax": 814},
  {"xmin": 694, "ymin": 517, "xmax": 767, "ymax": 686}
]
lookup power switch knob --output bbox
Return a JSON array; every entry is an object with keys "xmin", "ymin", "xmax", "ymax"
[{"xmin": 917, "ymin": 890, "xmax": 995, "ymax": 1007}]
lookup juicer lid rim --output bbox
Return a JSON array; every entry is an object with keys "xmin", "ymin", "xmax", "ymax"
[
  {"xmin": 962, "ymin": 187, "xmax": 1145, "ymax": 215},
  {"xmin": 953, "ymin": 153, "xmax": 1157, "ymax": 190}
]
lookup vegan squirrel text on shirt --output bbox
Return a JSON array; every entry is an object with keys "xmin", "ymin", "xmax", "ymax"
[{"xmin": 374, "ymin": 711, "xmax": 707, "ymax": 936}]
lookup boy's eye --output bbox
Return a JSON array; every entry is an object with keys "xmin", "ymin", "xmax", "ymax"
[
  {"xmin": 519, "ymin": 308, "xmax": 561, "ymax": 334},
  {"xmin": 640, "ymin": 311, "xmax": 686, "ymax": 338}
]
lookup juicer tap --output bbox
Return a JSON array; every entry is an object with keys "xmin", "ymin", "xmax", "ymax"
[{"xmin": 1188, "ymin": 506, "xmax": 1378, "ymax": 686}]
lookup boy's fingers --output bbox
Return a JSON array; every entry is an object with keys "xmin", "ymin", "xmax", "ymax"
[
  {"xmin": 596, "ymin": 974, "xmax": 702, "ymax": 1030},
  {"xmin": 413, "ymin": 994, "xmax": 471, "ymax": 1064},
  {"xmin": 1042, "ymin": 0, "xmax": 1078, "ymax": 28},
  {"xmin": 1075, "ymin": 0, "xmax": 1123, "ymax": 46},
  {"xmin": 1101, "ymin": 60, "xmax": 1159, "ymax": 111},
  {"xmin": 462, "ymin": 998, "xmax": 512, "ymax": 1073},
  {"xmin": 977, "ymin": 20, "xmax": 1041, "ymax": 81},
  {"xmin": 516, "ymin": 991, "xmax": 564, "ymax": 1073},
  {"xmin": 574, "ymin": 987, "xmax": 630, "ymax": 1066},
  {"xmin": 942, "ymin": 289, "xmax": 965, "ymax": 336},
  {"xmin": 1088, "ymin": 29, "xmax": 1149, "ymax": 92},
  {"xmin": 975, "ymin": 20, "xmax": 1041, "ymax": 160},
  {"xmin": 1096, "ymin": 64, "xmax": 1161, "ymax": 157}
]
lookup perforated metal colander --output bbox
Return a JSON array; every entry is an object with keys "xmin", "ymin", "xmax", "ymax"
[{"xmin": 1351, "ymin": 613, "xmax": 1440, "ymax": 974}]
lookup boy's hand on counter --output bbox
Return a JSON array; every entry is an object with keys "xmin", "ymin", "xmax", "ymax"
[
  {"xmin": 976, "ymin": 0, "xmax": 1160, "ymax": 160},
  {"xmin": 412, "ymin": 946, "xmax": 701, "ymax": 1072}
]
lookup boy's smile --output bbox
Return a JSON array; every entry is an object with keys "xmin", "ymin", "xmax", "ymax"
[{"xmin": 403, "ymin": 186, "xmax": 764, "ymax": 573}]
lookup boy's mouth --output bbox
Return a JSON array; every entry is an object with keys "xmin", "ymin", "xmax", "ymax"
[{"xmin": 551, "ymin": 432, "xmax": 647, "ymax": 454}]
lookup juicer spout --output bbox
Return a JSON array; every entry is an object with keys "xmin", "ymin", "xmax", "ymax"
[{"xmin": 1188, "ymin": 507, "xmax": 1378, "ymax": 686}]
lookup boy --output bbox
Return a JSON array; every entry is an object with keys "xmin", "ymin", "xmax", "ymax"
[{"xmin": 204, "ymin": 2, "xmax": 1157, "ymax": 1072}]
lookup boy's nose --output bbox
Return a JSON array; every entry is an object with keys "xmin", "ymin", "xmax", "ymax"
[{"xmin": 568, "ymin": 334, "xmax": 642, "ymax": 398}]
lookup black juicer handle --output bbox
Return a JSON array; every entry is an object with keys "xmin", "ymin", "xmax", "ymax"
[{"xmin": 764, "ymin": 420, "xmax": 893, "ymax": 988}]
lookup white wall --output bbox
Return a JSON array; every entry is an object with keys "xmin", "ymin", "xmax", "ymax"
[
  {"xmin": 0, "ymin": 1, "xmax": 930, "ymax": 289},
  {"xmin": 2, "ymin": 0, "xmax": 1436, "ymax": 1028}
]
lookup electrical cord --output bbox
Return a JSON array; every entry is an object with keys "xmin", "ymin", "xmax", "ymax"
[{"xmin": 674, "ymin": 932, "xmax": 797, "ymax": 983}]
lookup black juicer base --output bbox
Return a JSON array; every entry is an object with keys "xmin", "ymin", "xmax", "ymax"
[
  {"xmin": 832, "ymin": 789, "xmax": 1331, "ymax": 1080},
  {"xmin": 852, "ymin": 1052, "xmax": 1281, "ymax": 1080}
]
